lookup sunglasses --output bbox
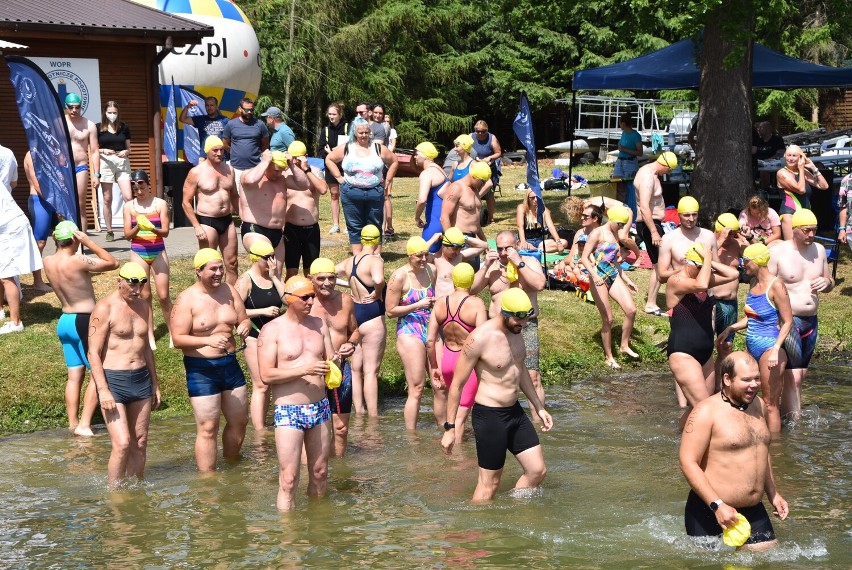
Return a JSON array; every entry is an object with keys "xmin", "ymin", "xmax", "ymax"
[
  {"xmin": 795, "ymin": 226, "xmax": 816, "ymax": 234},
  {"xmin": 240, "ymin": 107, "xmax": 254, "ymax": 113},
  {"xmin": 501, "ymin": 308, "xmax": 534, "ymax": 319},
  {"xmin": 123, "ymin": 277, "xmax": 149, "ymax": 285},
  {"xmin": 474, "ymin": 129, "xmax": 487, "ymax": 134},
  {"xmin": 67, "ymin": 105, "xmax": 81, "ymax": 110},
  {"xmin": 581, "ymin": 214, "xmax": 594, "ymax": 220}
]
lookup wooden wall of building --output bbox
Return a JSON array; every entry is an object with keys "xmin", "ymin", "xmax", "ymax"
[{"xmin": 0, "ymin": 40, "xmax": 157, "ymax": 222}]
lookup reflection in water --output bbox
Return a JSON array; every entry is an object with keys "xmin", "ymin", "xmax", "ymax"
[{"xmin": 0, "ymin": 364, "xmax": 849, "ymax": 567}]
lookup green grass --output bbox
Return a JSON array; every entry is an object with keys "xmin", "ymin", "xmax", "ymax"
[{"xmin": 2, "ymin": 160, "xmax": 850, "ymax": 433}]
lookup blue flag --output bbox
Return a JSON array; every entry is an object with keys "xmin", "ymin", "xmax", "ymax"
[
  {"xmin": 178, "ymin": 86, "xmax": 205, "ymax": 164},
  {"xmin": 513, "ymin": 93, "xmax": 543, "ymax": 225},
  {"xmin": 164, "ymin": 79, "xmax": 178, "ymax": 162},
  {"xmin": 5, "ymin": 55, "xmax": 79, "ymax": 224}
]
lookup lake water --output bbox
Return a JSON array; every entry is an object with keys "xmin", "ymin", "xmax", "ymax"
[{"xmin": 1, "ymin": 363, "xmax": 849, "ymax": 568}]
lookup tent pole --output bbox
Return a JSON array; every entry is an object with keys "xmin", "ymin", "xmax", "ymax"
[{"xmin": 568, "ymin": 91, "xmax": 576, "ymax": 193}]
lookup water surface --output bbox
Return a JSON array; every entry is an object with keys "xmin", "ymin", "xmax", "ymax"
[{"xmin": 1, "ymin": 363, "xmax": 849, "ymax": 568}]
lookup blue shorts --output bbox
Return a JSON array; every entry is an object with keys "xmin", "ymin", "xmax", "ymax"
[
  {"xmin": 57, "ymin": 313, "xmax": 90, "ymax": 369},
  {"xmin": 783, "ymin": 314, "xmax": 818, "ymax": 370},
  {"xmin": 327, "ymin": 361, "xmax": 352, "ymax": 414},
  {"xmin": 274, "ymin": 398, "xmax": 331, "ymax": 430},
  {"xmin": 28, "ymin": 195, "xmax": 57, "ymax": 242},
  {"xmin": 184, "ymin": 352, "xmax": 246, "ymax": 397}
]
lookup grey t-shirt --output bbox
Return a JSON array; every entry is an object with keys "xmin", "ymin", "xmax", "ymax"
[
  {"xmin": 222, "ymin": 117, "xmax": 268, "ymax": 169},
  {"xmin": 370, "ymin": 122, "xmax": 390, "ymax": 146}
]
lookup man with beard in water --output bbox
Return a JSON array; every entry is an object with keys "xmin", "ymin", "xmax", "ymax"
[
  {"xmin": 440, "ymin": 288, "xmax": 552, "ymax": 502},
  {"xmin": 679, "ymin": 351, "xmax": 789, "ymax": 551}
]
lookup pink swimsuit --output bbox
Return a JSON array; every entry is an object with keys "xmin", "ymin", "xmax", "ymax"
[{"xmin": 439, "ymin": 295, "xmax": 478, "ymax": 408}]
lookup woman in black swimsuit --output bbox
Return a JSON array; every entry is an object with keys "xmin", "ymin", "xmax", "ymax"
[{"xmin": 337, "ymin": 225, "xmax": 386, "ymax": 416}]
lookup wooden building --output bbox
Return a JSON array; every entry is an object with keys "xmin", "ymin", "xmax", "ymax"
[{"xmin": 0, "ymin": 0, "xmax": 212, "ymax": 217}]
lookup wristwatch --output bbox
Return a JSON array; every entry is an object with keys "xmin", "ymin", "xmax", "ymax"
[
  {"xmin": 517, "ymin": 261, "xmax": 526, "ymax": 269},
  {"xmin": 443, "ymin": 422, "xmax": 455, "ymax": 431},
  {"xmin": 709, "ymin": 499, "xmax": 724, "ymax": 512},
  {"xmin": 94, "ymin": 172, "xmax": 101, "ymax": 179}
]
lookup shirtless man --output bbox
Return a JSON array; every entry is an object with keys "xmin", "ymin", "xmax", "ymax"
[
  {"xmin": 433, "ymin": 227, "xmax": 487, "ymax": 297},
  {"xmin": 440, "ymin": 161, "xmax": 491, "ymax": 270},
  {"xmin": 88, "ymin": 262, "xmax": 161, "ymax": 487},
  {"xmin": 680, "ymin": 351, "xmax": 789, "ymax": 551},
  {"xmin": 42, "ymin": 220, "xmax": 119, "ymax": 436},
  {"xmin": 238, "ymin": 149, "xmax": 291, "ymax": 274},
  {"xmin": 712, "ymin": 213, "xmax": 747, "ymax": 370},
  {"xmin": 308, "ymin": 258, "xmax": 359, "ymax": 457},
  {"xmin": 183, "ymin": 136, "xmax": 239, "ymax": 284},
  {"xmin": 471, "ymin": 230, "xmax": 546, "ymax": 418},
  {"xmin": 64, "ymin": 93, "xmax": 100, "ymax": 234},
  {"xmin": 171, "ymin": 249, "xmax": 251, "ymax": 472},
  {"xmin": 440, "ymin": 288, "xmax": 552, "ymax": 502},
  {"xmin": 283, "ymin": 142, "xmax": 328, "ymax": 278},
  {"xmin": 635, "ymin": 151, "xmax": 677, "ymax": 315},
  {"xmin": 258, "ymin": 276, "xmax": 336, "ymax": 511},
  {"xmin": 767, "ymin": 209, "xmax": 833, "ymax": 424}
]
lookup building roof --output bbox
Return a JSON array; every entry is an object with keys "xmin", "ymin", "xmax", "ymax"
[{"xmin": 0, "ymin": 0, "xmax": 213, "ymax": 43}]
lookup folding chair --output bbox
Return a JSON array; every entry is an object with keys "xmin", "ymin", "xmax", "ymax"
[{"xmin": 813, "ymin": 236, "xmax": 841, "ymax": 280}]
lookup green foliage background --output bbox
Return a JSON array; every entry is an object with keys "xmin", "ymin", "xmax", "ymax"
[{"xmin": 240, "ymin": 0, "xmax": 851, "ymax": 150}]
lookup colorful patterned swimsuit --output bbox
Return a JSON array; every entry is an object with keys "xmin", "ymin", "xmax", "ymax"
[
  {"xmin": 130, "ymin": 200, "xmax": 165, "ymax": 264},
  {"xmin": 594, "ymin": 240, "xmax": 620, "ymax": 288},
  {"xmin": 396, "ymin": 267, "xmax": 435, "ymax": 344}
]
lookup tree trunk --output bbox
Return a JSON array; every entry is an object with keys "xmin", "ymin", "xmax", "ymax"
[
  {"xmin": 692, "ymin": 6, "xmax": 754, "ymax": 222},
  {"xmin": 283, "ymin": 0, "xmax": 297, "ymax": 116}
]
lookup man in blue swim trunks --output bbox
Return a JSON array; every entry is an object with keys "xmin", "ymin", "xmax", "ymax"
[
  {"xmin": 64, "ymin": 93, "xmax": 100, "ymax": 234},
  {"xmin": 42, "ymin": 221, "xmax": 119, "ymax": 436},
  {"xmin": 88, "ymin": 262, "xmax": 161, "ymax": 487},
  {"xmin": 258, "ymin": 275, "xmax": 337, "ymax": 511},
  {"xmin": 308, "ymin": 258, "xmax": 359, "ymax": 457},
  {"xmin": 767, "ymin": 209, "xmax": 834, "ymax": 425},
  {"xmin": 680, "ymin": 351, "xmax": 789, "ymax": 552},
  {"xmin": 172, "ymin": 248, "xmax": 252, "ymax": 472}
]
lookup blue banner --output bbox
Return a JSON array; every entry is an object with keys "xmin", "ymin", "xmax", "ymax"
[
  {"xmin": 178, "ymin": 86, "xmax": 205, "ymax": 164},
  {"xmin": 512, "ymin": 93, "xmax": 543, "ymax": 225},
  {"xmin": 164, "ymin": 79, "xmax": 177, "ymax": 162},
  {"xmin": 5, "ymin": 55, "xmax": 79, "ymax": 224}
]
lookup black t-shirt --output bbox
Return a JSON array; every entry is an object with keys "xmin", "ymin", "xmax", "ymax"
[
  {"xmin": 753, "ymin": 133, "xmax": 785, "ymax": 161},
  {"xmin": 97, "ymin": 123, "xmax": 131, "ymax": 152}
]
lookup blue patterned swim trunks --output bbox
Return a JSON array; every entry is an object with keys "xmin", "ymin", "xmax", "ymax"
[{"xmin": 274, "ymin": 398, "xmax": 331, "ymax": 431}]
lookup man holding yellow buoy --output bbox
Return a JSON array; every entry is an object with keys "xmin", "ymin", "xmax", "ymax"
[
  {"xmin": 679, "ymin": 351, "xmax": 789, "ymax": 551},
  {"xmin": 258, "ymin": 275, "xmax": 338, "ymax": 511}
]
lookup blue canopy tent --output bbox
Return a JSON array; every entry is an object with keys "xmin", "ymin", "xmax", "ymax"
[{"xmin": 573, "ymin": 38, "xmax": 852, "ymax": 90}]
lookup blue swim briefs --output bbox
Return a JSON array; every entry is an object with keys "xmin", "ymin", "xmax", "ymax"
[
  {"xmin": 274, "ymin": 398, "xmax": 331, "ymax": 431},
  {"xmin": 184, "ymin": 352, "xmax": 246, "ymax": 397}
]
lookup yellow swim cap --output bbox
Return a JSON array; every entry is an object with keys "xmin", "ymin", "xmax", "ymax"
[
  {"xmin": 791, "ymin": 208, "xmax": 818, "ymax": 228},
  {"xmin": 135, "ymin": 214, "xmax": 155, "ymax": 231},
  {"xmin": 361, "ymin": 224, "xmax": 381, "ymax": 244},
  {"xmin": 271, "ymin": 150, "xmax": 289, "ymax": 169},
  {"xmin": 451, "ymin": 262, "xmax": 475, "ymax": 289},
  {"xmin": 284, "ymin": 275, "xmax": 315, "ymax": 299},
  {"xmin": 742, "ymin": 243, "xmax": 770, "ymax": 267},
  {"xmin": 53, "ymin": 220, "xmax": 78, "ymax": 240},
  {"xmin": 406, "ymin": 236, "xmax": 429, "ymax": 256},
  {"xmin": 453, "ymin": 134, "xmax": 474, "ymax": 152},
  {"xmin": 309, "ymin": 257, "xmax": 336, "ymax": 275},
  {"xmin": 715, "ymin": 212, "xmax": 740, "ymax": 233},
  {"xmin": 722, "ymin": 513, "xmax": 752, "ymax": 547},
  {"xmin": 248, "ymin": 239, "xmax": 274, "ymax": 262},
  {"xmin": 677, "ymin": 195, "xmax": 700, "ymax": 214},
  {"xmin": 325, "ymin": 360, "xmax": 342, "ymax": 389},
  {"xmin": 194, "ymin": 248, "xmax": 223, "ymax": 269},
  {"xmin": 500, "ymin": 288, "xmax": 532, "ymax": 314},
  {"xmin": 287, "ymin": 140, "xmax": 307, "ymax": 157},
  {"xmin": 470, "ymin": 161, "xmax": 492, "ymax": 181},
  {"xmin": 505, "ymin": 261, "xmax": 519, "ymax": 283},
  {"xmin": 657, "ymin": 151, "xmax": 678, "ymax": 169},
  {"xmin": 119, "ymin": 262, "xmax": 147, "ymax": 280},
  {"xmin": 415, "ymin": 142, "xmax": 439, "ymax": 160},
  {"xmin": 684, "ymin": 243, "xmax": 705, "ymax": 266},
  {"xmin": 204, "ymin": 135, "xmax": 224, "ymax": 154},
  {"xmin": 607, "ymin": 206, "xmax": 631, "ymax": 225},
  {"xmin": 442, "ymin": 227, "xmax": 466, "ymax": 247}
]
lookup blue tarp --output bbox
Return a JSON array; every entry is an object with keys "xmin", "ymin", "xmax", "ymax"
[{"xmin": 573, "ymin": 38, "xmax": 852, "ymax": 90}]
